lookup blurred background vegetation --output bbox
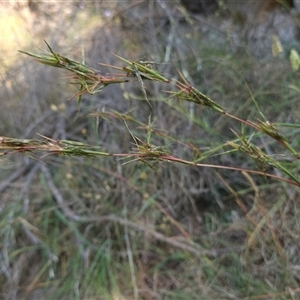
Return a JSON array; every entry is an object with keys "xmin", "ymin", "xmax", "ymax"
[{"xmin": 1, "ymin": 0, "xmax": 300, "ymax": 299}]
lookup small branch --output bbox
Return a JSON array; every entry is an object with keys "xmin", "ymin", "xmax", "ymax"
[
  {"xmin": 0, "ymin": 162, "xmax": 34, "ymax": 193},
  {"xmin": 42, "ymin": 165, "xmax": 236, "ymax": 258}
]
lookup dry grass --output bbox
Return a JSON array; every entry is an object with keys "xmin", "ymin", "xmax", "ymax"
[{"xmin": 1, "ymin": 1, "xmax": 300, "ymax": 300}]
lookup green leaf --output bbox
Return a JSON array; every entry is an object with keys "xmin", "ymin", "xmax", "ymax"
[{"xmin": 290, "ymin": 49, "xmax": 300, "ymax": 71}]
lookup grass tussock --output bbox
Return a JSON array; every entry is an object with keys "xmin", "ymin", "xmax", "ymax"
[{"xmin": 2, "ymin": 1, "xmax": 300, "ymax": 300}]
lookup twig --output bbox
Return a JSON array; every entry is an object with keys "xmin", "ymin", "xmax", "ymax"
[
  {"xmin": 0, "ymin": 162, "xmax": 34, "ymax": 193},
  {"xmin": 41, "ymin": 165, "xmax": 236, "ymax": 258}
]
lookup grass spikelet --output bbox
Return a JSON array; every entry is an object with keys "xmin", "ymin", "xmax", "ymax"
[
  {"xmin": 19, "ymin": 41, "xmax": 129, "ymax": 107},
  {"xmin": 0, "ymin": 135, "xmax": 111, "ymax": 158}
]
